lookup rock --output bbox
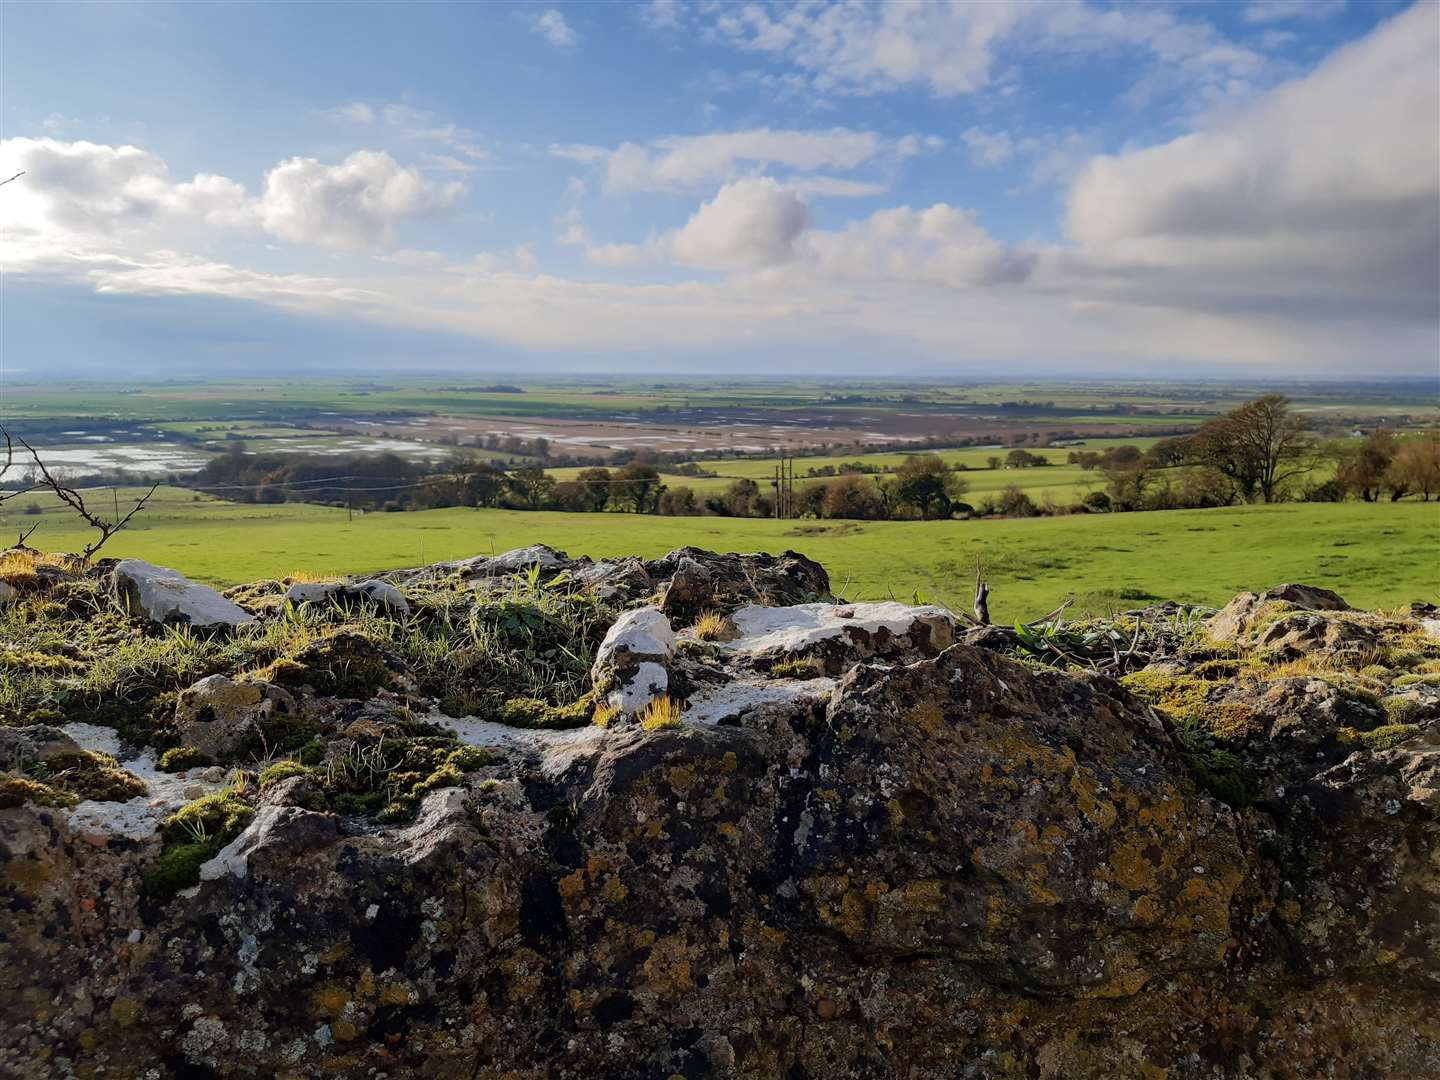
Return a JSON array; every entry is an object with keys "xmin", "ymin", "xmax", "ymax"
[
  {"xmin": 591, "ymin": 607, "xmax": 677, "ymax": 713},
  {"xmin": 198, "ymin": 805, "xmax": 339, "ymax": 881},
  {"xmin": 1422, "ymin": 618, "xmax": 1440, "ymax": 640},
  {"xmin": 647, "ymin": 546, "xmax": 831, "ymax": 610},
  {"xmin": 720, "ymin": 600, "xmax": 954, "ymax": 673},
  {"xmin": 284, "ymin": 578, "xmax": 409, "ymax": 615},
  {"xmin": 173, "ymin": 675, "xmax": 301, "ymax": 760},
  {"xmin": 657, "ymin": 555, "xmax": 715, "ymax": 622},
  {"xmin": 567, "ymin": 556, "xmax": 654, "ymax": 602},
  {"xmin": 6, "ymin": 569, "xmax": 1440, "ymax": 1079},
  {"xmin": 0, "ymin": 581, "xmax": 16, "ymax": 606},
  {"xmin": 1208, "ymin": 582, "xmax": 1349, "ymax": 641},
  {"xmin": 109, "ymin": 559, "xmax": 253, "ymax": 629},
  {"xmin": 0, "ymin": 725, "xmax": 83, "ymax": 766}
]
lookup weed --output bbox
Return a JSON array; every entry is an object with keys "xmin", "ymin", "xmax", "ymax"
[{"xmin": 638, "ymin": 696, "xmax": 684, "ymax": 731}]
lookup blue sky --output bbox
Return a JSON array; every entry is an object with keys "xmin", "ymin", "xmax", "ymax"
[{"xmin": 2, "ymin": 0, "xmax": 1436, "ymax": 377}]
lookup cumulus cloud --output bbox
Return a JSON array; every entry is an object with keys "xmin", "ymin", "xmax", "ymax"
[
  {"xmin": 0, "ymin": 138, "xmax": 463, "ymax": 255},
  {"xmin": 1063, "ymin": 1, "xmax": 1438, "ymax": 321},
  {"xmin": 801, "ymin": 204, "xmax": 1034, "ymax": 287},
  {"xmin": 668, "ymin": 177, "xmax": 810, "ymax": 269},
  {"xmin": 256, "ymin": 151, "xmax": 463, "ymax": 249},
  {"xmin": 530, "ymin": 9, "xmax": 577, "ymax": 48}
]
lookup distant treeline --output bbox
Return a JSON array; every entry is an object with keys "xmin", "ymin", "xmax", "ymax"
[{"xmin": 184, "ymin": 397, "xmax": 1438, "ymax": 521}]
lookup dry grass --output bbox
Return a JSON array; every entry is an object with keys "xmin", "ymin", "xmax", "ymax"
[
  {"xmin": 638, "ymin": 696, "xmax": 684, "ymax": 731},
  {"xmin": 691, "ymin": 610, "xmax": 737, "ymax": 642},
  {"xmin": 0, "ymin": 549, "xmax": 84, "ymax": 589},
  {"xmin": 285, "ymin": 569, "xmax": 343, "ymax": 584},
  {"xmin": 591, "ymin": 701, "xmax": 620, "ymax": 729}
]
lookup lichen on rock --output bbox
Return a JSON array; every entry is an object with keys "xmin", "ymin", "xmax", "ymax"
[{"xmin": 1, "ymin": 553, "xmax": 1438, "ymax": 1078}]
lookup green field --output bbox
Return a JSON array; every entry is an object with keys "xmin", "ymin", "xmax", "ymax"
[{"xmin": 10, "ymin": 489, "xmax": 1436, "ymax": 622}]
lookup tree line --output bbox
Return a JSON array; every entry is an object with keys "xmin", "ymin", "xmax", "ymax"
[{"xmin": 190, "ymin": 396, "xmax": 1439, "ymax": 521}]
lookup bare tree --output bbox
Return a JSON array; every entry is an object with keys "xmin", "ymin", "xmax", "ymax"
[
  {"xmin": 1188, "ymin": 394, "xmax": 1312, "ymax": 503},
  {"xmin": 5, "ymin": 431, "xmax": 157, "ymax": 559}
]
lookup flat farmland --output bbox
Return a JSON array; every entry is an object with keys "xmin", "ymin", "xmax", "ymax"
[{"xmin": 9, "ymin": 489, "xmax": 1436, "ymax": 623}]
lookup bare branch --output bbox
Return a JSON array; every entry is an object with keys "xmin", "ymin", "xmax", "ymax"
[
  {"xmin": 0, "ymin": 431, "xmax": 38, "ymax": 504},
  {"xmin": 15, "ymin": 436, "xmax": 158, "ymax": 560},
  {"xmin": 0, "ymin": 171, "xmax": 24, "ymax": 188}
]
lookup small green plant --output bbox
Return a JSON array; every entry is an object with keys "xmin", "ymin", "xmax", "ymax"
[
  {"xmin": 691, "ymin": 611, "xmax": 736, "ymax": 642},
  {"xmin": 771, "ymin": 656, "xmax": 826, "ymax": 680},
  {"xmin": 1175, "ymin": 726, "xmax": 1257, "ymax": 807}
]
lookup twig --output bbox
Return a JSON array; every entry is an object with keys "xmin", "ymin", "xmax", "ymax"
[
  {"xmin": 15, "ymin": 435, "xmax": 158, "ymax": 560},
  {"xmin": 0, "ymin": 431, "xmax": 38, "ymax": 504},
  {"xmin": 973, "ymin": 558, "xmax": 990, "ymax": 626},
  {"xmin": 0, "ymin": 171, "xmax": 24, "ymax": 188}
]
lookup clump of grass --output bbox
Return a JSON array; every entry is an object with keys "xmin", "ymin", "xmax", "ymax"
[
  {"xmin": 638, "ymin": 696, "xmax": 684, "ymax": 731},
  {"xmin": 591, "ymin": 701, "xmax": 620, "ymax": 729},
  {"xmin": 771, "ymin": 656, "xmax": 826, "ymax": 680},
  {"xmin": 691, "ymin": 611, "xmax": 736, "ymax": 642},
  {"xmin": 1381, "ymin": 697, "xmax": 1425, "ymax": 726},
  {"xmin": 1394, "ymin": 671, "xmax": 1440, "ymax": 688},
  {"xmin": 9, "ymin": 748, "xmax": 148, "ymax": 806}
]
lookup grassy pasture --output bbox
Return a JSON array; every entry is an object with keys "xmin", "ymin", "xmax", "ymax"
[{"xmin": 8, "ymin": 488, "xmax": 1436, "ymax": 622}]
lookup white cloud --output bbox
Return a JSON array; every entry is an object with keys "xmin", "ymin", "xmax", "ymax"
[
  {"xmin": 0, "ymin": 139, "xmax": 463, "ymax": 254},
  {"xmin": 549, "ymin": 142, "xmax": 608, "ymax": 164},
  {"xmin": 0, "ymin": 138, "xmax": 254, "ymax": 236},
  {"xmin": 961, "ymin": 127, "xmax": 1016, "ymax": 166},
  {"xmin": 1243, "ymin": 0, "xmax": 1346, "ymax": 24},
  {"xmin": 257, "ymin": 151, "xmax": 464, "ymax": 249},
  {"xmin": 1063, "ymin": 0, "xmax": 1438, "ymax": 328},
  {"xmin": 593, "ymin": 127, "xmax": 906, "ymax": 192},
  {"xmin": 704, "ymin": 0, "xmax": 1269, "ymax": 104},
  {"xmin": 789, "ymin": 176, "xmax": 888, "ymax": 198},
  {"xmin": 530, "ymin": 9, "xmax": 577, "ymax": 48},
  {"xmin": 669, "ymin": 177, "xmax": 810, "ymax": 268},
  {"xmin": 800, "ymin": 203, "xmax": 1033, "ymax": 287}
]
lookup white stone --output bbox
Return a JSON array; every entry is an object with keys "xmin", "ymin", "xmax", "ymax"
[
  {"xmin": 722, "ymin": 601, "xmax": 953, "ymax": 655},
  {"xmin": 682, "ymin": 677, "xmax": 834, "ymax": 726},
  {"xmin": 608, "ymin": 661, "xmax": 669, "ymax": 714},
  {"xmin": 111, "ymin": 559, "xmax": 253, "ymax": 628},
  {"xmin": 0, "ymin": 581, "xmax": 16, "ymax": 605},
  {"xmin": 592, "ymin": 607, "xmax": 676, "ymax": 676},
  {"xmin": 1421, "ymin": 618, "xmax": 1440, "ymax": 640},
  {"xmin": 284, "ymin": 579, "xmax": 409, "ymax": 615}
]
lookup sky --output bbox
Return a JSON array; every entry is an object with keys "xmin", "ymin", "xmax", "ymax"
[{"xmin": 2, "ymin": 0, "xmax": 1437, "ymax": 379}]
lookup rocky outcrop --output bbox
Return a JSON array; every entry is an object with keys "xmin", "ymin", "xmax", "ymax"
[
  {"xmin": 2, "ymin": 555, "xmax": 1439, "ymax": 1079},
  {"xmin": 173, "ymin": 675, "xmax": 303, "ymax": 760}
]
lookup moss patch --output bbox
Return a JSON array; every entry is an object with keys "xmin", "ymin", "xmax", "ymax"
[{"xmin": 1337, "ymin": 723, "xmax": 1420, "ymax": 752}]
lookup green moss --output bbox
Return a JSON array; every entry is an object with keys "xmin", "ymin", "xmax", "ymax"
[
  {"xmin": 144, "ymin": 787, "xmax": 256, "ymax": 900},
  {"xmin": 495, "ymin": 694, "xmax": 594, "ymax": 730},
  {"xmin": 158, "ymin": 746, "xmax": 212, "ymax": 772},
  {"xmin": 142, "ymin": 841, "xmax": 221, "ymax": 900},
  {"xmin": 1337, "ymin": 723, "xmax": 1420, "ymax": 752},
  {"xmin": 27, "ymin": 750, "xmax": 148, "ymax": 803},
  {"xmin": 1393, "ymin": 672, "xmax": 1440, "ymax": 688},
  {"xmin": 1175, "ymin": 726, "xmax": 1257, "ymax": 807},
  {"xmin": 0, "ymin": 651, "xmax": 84, "ymax": 674},
  {"xmin": 1120, "ymin": 671, "xmax": 1211, "ymax": 724},
  {"xmin": 258, "ymin": 759, "xmax": 315, "ymax": 790},
  {"xmin": 0, "ymin": 775, "xmax": 78, "ymax": 809}
]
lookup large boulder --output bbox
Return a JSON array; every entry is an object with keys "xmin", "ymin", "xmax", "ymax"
[
  {"xmin": 173, "ymin": 675, "xmax": 302, "ymax": 760},
  {"xmin": 109, "ymin": 560, "xmax": 253, "ymax": 629}
]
